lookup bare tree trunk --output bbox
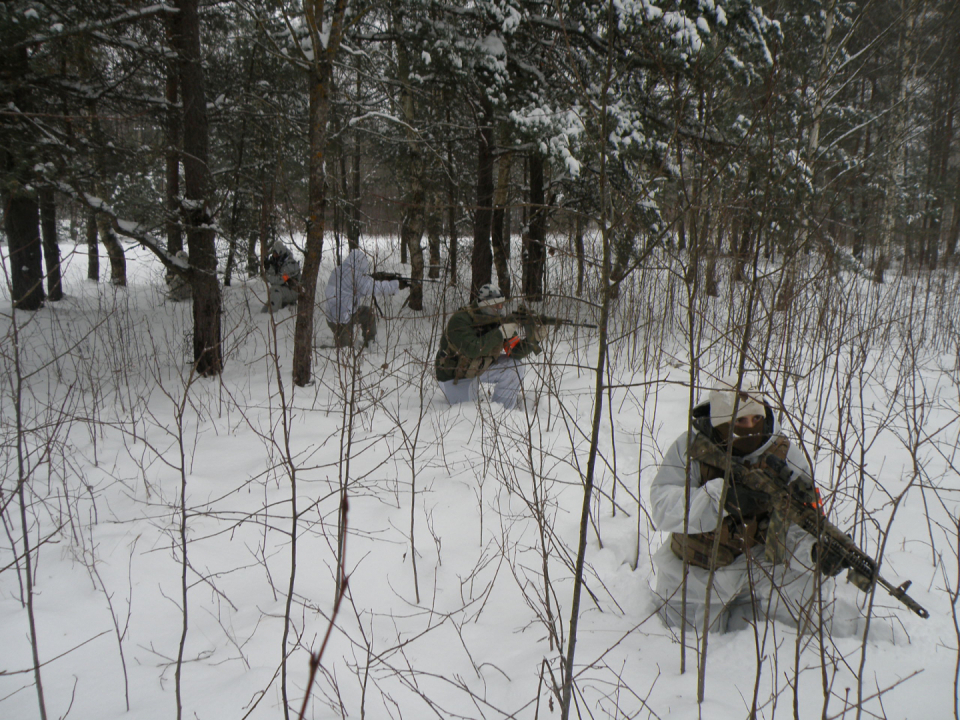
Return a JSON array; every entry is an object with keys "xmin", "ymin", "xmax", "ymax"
[
  {"xmin": 165, "ymin": 10, "xmax": 183, "ymax": 255},
  {"xmin": 947, "ymin": 185, "xmax": 960, "ymax": 264},
  {"xmin": 704, "ymin": 237, "xmax": 719, "ymax": 297},
  {"xmin": 447, "ymin": 189, "xmax": 459, "ymax": 284},
  {"xmin": 731, "ymin": 217, "xmax": 749, "ymax": 283},
  {"xmin": 471, "ymin": 100, "xmax": 495, "ymax": 300},
  {"xmin": 97, "ymin": 213, "xmax": 127, "ymax": 286},
  {"xmin": 87, "ymin": 102, "xmax": 128, "ymax": 286},
  {"xmin": 223, "ymin": 196, "xmax": 244, "ymax": 288},
  {"xmin": 223, "ymin": 56, "xmax": 257, "ymax": 288},
  {"xmin": 330, "ymin": 102, "xmax": 350, "ymax": 259},
  {"xmin": 349, "ymin": 146, "xmax": 361, "ymax": 251},
  {"xmin": 446, "ymin": 114, "xmax": 459, "ymax": 284},
  {"xmin": 39, "ymin": 188, "xmax": 63, "ymax": 301},
  {"xmin": 398, "ymin": 156, "xmax": 426, "ymax": 309},
  {"xmin": 72, "ymin": 33, "xmax": 127, "ymax": 288},
  {"xmin": 923, "ymin": 29, "xmax": 958, "ymax": 269},
  {"xmin": 775, "ymin": 266, "xmax": 797, "ymax": 310},
  {"xmin": 335, "ymin": 140, "xmax": 347, "ymax": 258},
  {"xmin": 5, "ymin": 193, "xmax": 45, "ymax": 310},
  {"xmin": 292, "ymin": 0, "xmax": 348, "ymax": 387},
  {"xmin": 877, "ymin": 1, "xmax": 921, "ymax": 279},
  {"xmin": 426, "ymin": 188, "xmax": 443, "ymax": 279},
  {"xmin": 224, "ymin": 53, "xmax": 259, "ymax": 287},
  {"xmin": 294, "ymin": 68, "xmax": 329, "ymax": 387},
  {"xmin": 2, "ymin": 31, "xmax": 43, "ymax": 310},
  {"xmin": 873, "ymin": 248, "xmax": 889, "ymax": 283},
  {"xmin": 393, "ymin": 15, "xmax": 426, "ymax": 310},
  {"xmin": 401, "ymin": 199, "xmax": 426, "ymax": 310},
  {"xmin": 254, "ymin": 166, "xmax": 276, "ymax": 277},
  {"xmin": 86, "ymin": 208, "xmax": 99, "ymax": 281},
  {"xmin": 347, "ymin": 65, "xmax": 362, "ymax": 251},
  {"xmin": 574, "ymin": 212, "xmax": 585, "ymax": 296},
  {"xmin": 852, "ymin": 99, "xmax": 872, "ymax": 262},
  {"xmin": 522, "ymin": 151, "xmax": 546, "ymax": 300},
  {"xmin": 223, "ymin": 196, "xmax": 243, "ymax": 288},
  {"xmin": 175, "ymin": 0, "xmax": 222, "ymax": 377},
  {"xmin": 491, "ymin": 148, "xmax": 513, "ymax": 296}
]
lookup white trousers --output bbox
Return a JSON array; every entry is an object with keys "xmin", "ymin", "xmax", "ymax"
[
  {"xmin": 653, "ymin": 540, "xmax": 824, "ymax": 634},
  {"xmin": 438, "ymin": 357, "xmax": 525, "ymax": 408},
  {"xmin": 262, "ymin": 283, "xmax": 297, "ymax": 312}
]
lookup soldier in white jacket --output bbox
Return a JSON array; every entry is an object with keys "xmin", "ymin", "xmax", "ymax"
[
  {"xmin": 650, "ymin": 375, "xmax": 843, "ymax": 633},
  {"xmin": 323, "ymin": 248, "xmax": 400, "ymax": 349}
]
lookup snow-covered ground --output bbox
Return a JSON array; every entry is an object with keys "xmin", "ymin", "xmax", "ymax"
[{"xmin": 1, "ymin": 238, "xmax": 957, "ymax": 719}]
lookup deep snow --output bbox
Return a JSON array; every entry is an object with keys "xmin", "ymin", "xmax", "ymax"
[{"xmin": 1, "ymin": 238, "xmax": 956, "ymax": 720}]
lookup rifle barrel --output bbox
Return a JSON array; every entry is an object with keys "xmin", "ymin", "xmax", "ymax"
[
  {"xmin": 787, "ymin": 483, "xmax": 930, "ymax": 619},
  {"xmin": 371, "ymin": 273, "xmax": 440, "ymax": 283},
  {"xmin": 878, "ymin": 576, "xmax": 930, "ymax": 619},
  {"xmin": 507, "ymin": 310, "xmax": 597, "ymax": 329},
  {"xmin": 693, "ymin": 434, "xmax": 931, "ymax": 620}
]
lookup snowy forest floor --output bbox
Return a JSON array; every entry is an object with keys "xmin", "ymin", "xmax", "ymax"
[{"xmin": 2, "ymin": 238, "xmax": 959, "ymax": 720}]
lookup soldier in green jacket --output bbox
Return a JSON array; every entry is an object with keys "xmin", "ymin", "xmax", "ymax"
[{"xmin": 435, "ymin": 284, "xmax": 546, "ymax": 408}]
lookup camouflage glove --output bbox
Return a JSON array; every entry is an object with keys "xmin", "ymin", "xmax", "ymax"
[
  {"xmin": 811, "ymin": 540, "xmax": 847, "ymax": 577},
  {"xmin": 724, "ymin": 480, "xmax": 771, "ymax": 520},
  {"xmin": 528, "ymin": 323, "xmax": 547, "ymax": 342}
]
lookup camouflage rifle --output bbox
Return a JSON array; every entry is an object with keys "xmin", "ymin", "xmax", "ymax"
[
  {"xmin": 690, "ymin": 430, "xmax": 930, "ymax": 619},
  {"xmin": 503, "ymin": 305, "xmax": 598, "ymax": 329}
]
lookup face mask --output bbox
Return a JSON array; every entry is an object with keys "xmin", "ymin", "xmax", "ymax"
[
  {"xmin": 733, "ymin": 420, "xmax": 768, "ymax": 453},
  {"xmin": 715, "ymin": 420, "xmax": 767, "ymax": 456}
]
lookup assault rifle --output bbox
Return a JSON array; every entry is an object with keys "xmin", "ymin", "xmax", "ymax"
[
  {"xmin": 503, "ymin": 305, "xmax": 598, "ymax": 329},
  {"xmin": 370, "ymin": 271, "xmax": 441, "ymax": 287},
  {"xmin": 690, "ymin": 431, "xmax": 930, "ymax": 619}
]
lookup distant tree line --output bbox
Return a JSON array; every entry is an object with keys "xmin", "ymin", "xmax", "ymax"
[{"xmin": 2, "ymin": 0, "xmax": 959, "ymax": 382}]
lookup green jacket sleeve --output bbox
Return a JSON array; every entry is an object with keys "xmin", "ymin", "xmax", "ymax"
[
  {"xmin": 445, "ymin": 310, "xmax": 504, "ymax": 358},
  {"xmin": 435, "ymin": 307, "xmax": 543, "ymax": 382}
]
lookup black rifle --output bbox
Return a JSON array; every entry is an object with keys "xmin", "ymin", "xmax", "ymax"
[
  {"xmin": 265, "ymin": 252, "xmax": 299, "ymax": 286},
  {"xmin": 370, "ymin": 271, "xmax": 441, "ymax": 287},
  {"xmin": 690, "ymin": 431, "xmax": 930, "ymax": 619},
  {"xmin": 265, "ymin": 253, "xmax": 283, "ymax": 273},
  {"xmin": 504, "ymin": 305, "xmax": 598, "ymax": 329}
]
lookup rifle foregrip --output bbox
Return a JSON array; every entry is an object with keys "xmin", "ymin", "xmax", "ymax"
[{"xmin": 696, "ymin": 433, "xmax": 931, "ymax": 619}]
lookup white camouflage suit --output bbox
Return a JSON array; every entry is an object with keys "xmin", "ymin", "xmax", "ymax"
[
  {"xmin": 650, "ymin": 404, "xmax": 825, "ymax": 633},
  {"xmin": 261, "ymin": 242, "xmax": 301, "ymax": 312},
  {"xmin": 323, "ymin": 249, "xmax": 399, "ymax": 348}
]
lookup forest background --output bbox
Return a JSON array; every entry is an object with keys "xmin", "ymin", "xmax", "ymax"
[{"xmin": 3, "ymin": 0, "xmax": 960, "ymax": 719}]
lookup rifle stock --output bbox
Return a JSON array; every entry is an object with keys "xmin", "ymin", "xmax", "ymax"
[{"xmin": 691, "ymin": 433, "xmax": 930, "ymax": 619}]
